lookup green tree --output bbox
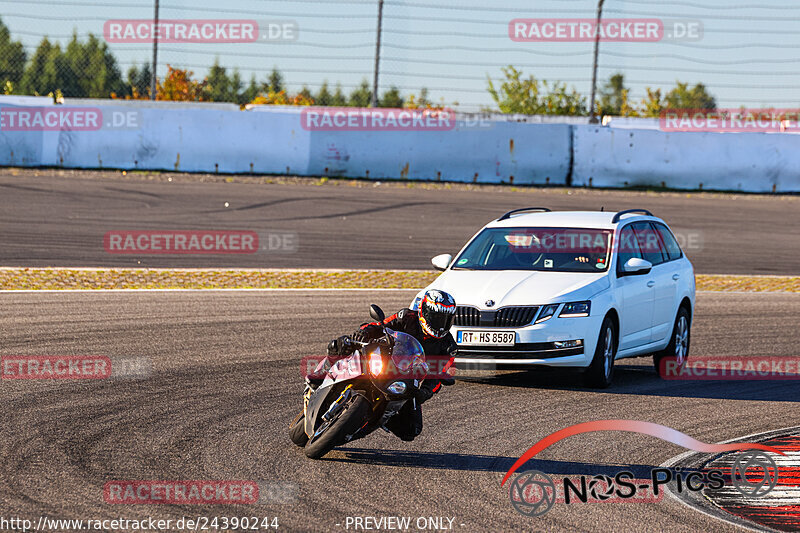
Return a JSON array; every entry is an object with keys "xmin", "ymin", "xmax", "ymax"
[
  {"xmin": 664, "ymin": 82, "xmax": 715, "ymax": 110},
  {"xmin": 378, "ymin": 85, "xmax": 403, "ymax": 108},
  {"xmin": 598, "ymin": 73, "xmax": 625, "ymax": 115},
  {"xmin": 488, "ymin": 66, "xmax": 586, "ymax": 115},
  {"xmin": 348, "ymin": 79, "xmax": 372, "ymax": 107},
  {"xmin": 315, "ymin": 81, "xmax": 332, "ymax": 106},
  {"xmin": 241, "ymin": 74, "xmax": 259, "ymax": 104},
  {"xmin": 126, "ymin": 63, "xmax": 152, "ymax": 98},
  {"xmin": 0, "ymin": 18, "xmax": 26, "ymax": 88},
  {"xmin": 61, "ymin": 33, "xmax": 125, "ymax": 97},
  {"xmin": 265, "ymin": 67, "xmax": 284, "ymax": 93},
  {"xmin": 19, "ymin": 38, "xmax": 62, "ymax": 95},
  {"xmin": 297, "ymin": 85, "xmax": 313, "ymax": 102},
  {"xmin": 639, "ymin": 88, "xmax": 664, "ymax": 117},
  {"xmin": 229, "ymin": 70, "xmax": 244, "ymax": 104},
  {"xmin": 206, "ymin": 58, "xmax": 233, "ymax": 101},
  {"xmin": 330, "ymin": 83, "xmax": 347, "ymax": 106},
  {"xmin": 418, "ymin": 87, "xmax": 431, "ymax": 107}
]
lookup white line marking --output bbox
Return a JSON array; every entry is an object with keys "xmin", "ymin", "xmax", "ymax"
[{"xmin": 0, "ymin": 288, "xmax": 421, "ymax": 293}]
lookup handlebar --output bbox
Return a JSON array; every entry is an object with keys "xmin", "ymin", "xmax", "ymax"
[{"xmin": 346, "ymin": 325, "xmax": 393, "ymax": 349}]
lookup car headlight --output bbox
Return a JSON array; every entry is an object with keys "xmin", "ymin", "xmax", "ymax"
[
  {"xmin": 535, "ymin": 304, "xmax": 560, "ymax": 324},
  {"xmin": 559, "ymin": 301, "xmax": 591, "ymax": 317}
]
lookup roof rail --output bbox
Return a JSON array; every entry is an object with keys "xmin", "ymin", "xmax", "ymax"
[
  {"xmin": 497, "ymin": 207, "xmax": 551, "ymax": 221},
  {"xmin": 611, "ymin": 208, "xmax": 654, "ymax": 223}
]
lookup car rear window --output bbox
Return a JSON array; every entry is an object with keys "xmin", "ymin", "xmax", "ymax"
[
  {"xmin": 654, "ymin": 223, "xmax": 683, "ymax": 261},
  {"xmin": 631, "ymin": 222, "xmax": 666, "ymax": 265}
]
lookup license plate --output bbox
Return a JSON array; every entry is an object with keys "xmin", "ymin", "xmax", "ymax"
[{"xmin": 457, "ymin": 330, "xmax": 515, "ymax": 346}]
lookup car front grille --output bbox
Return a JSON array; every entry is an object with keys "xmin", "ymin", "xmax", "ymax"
[
  {"xmin": 454, "ymin": 305, "xmax": 539, "ymax": 328},
  {"xmin": 454, "ymin": 306, "xmax": 481, "ymax": 327}
]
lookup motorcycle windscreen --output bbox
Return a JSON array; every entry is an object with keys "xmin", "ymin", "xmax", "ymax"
[{"xmin": 385, "ymin": 329, "xmax": 427, "ymax": 377}]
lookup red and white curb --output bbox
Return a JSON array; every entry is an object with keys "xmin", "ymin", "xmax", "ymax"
[{"xmin": 663, "ymin": 426, "xmax": 800, "ymax": 533}]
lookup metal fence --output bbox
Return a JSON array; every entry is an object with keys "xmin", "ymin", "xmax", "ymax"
[{"xmin": 0, "ymin": 0, "xmax": 799, "ymax": 112}]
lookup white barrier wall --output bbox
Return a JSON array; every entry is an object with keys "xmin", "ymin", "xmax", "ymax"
[
  {"xmin": 0, "ymin": 104, "xmax": 312, "ymax": 174},
  {"xmin": 306, "ymin": 120, "xmax": 572, "ymax": 184},
  {"xmin": 1, "ymin": 99, "xmax": 800, "ymax": 192},
  {"xmin": 572, "ymin": 125, "xmax": 800, "ymax": 193},
  {"xmin": 0, "ymin": 103, "xmax": 573, "ymax": 185}
]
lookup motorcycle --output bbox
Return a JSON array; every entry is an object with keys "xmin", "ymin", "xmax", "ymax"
[{"xmin": 288, "ymin": 304, "xmax": 452, "ymax": 459}]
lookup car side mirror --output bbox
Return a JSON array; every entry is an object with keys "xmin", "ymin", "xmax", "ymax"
[
  {"xmin": 369, "ymin": 304, "xmax": 386, "ymax": 322},
  {"xmin": 431, "ymin": 253, "xmax": 453, "ymax": 271},
  {"xmin": 620, "ymin": 257, "xmax": 652, "ymax": 276}
]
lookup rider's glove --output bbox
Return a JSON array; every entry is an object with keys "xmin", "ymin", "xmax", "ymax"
[
  {"xmin": 352, "ymin": 323, "xmax": 383, "ymax": 343},
  {"xmin": 327, "ymin": 335, "xmax": 354, "ymax": 357}
]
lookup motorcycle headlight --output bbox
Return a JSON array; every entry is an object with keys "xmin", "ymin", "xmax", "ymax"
[
  {"xmin": 535, "ymin": 304, "xmax": 560, "ymax": 324},
  {"xmin": 387, "ymin": 381, "xmax": 407, "ymax": 395},
  {"xmin": 369, "ymin": 351, "xmax": 384, "ymax": 376},
  {"xmin": 559, "ymin": 301, "xmax": 591, "ymax": 317}
]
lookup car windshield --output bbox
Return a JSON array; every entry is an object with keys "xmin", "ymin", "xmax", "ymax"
[{"xmin": 452, "ymin": 227, "xmax": 613, "ymax": 272}]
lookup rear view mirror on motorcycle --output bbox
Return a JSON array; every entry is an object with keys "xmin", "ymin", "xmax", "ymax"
[{"xmin": 369, "ymin": 304, "xmax": 385, "ymax": 322}]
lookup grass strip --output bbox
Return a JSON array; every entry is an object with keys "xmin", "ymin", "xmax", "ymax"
[{"xmin": 0, "ymin": 269, "xmax": 797, "ymax": 292}]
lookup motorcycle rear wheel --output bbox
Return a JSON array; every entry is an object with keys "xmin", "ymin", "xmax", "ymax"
[{"xmin": 304, "ymin": 393, "xmax": 370, "ymax": 459}]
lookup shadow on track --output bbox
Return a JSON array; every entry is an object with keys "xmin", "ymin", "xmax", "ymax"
[
  {"xmin": 324, "ymin": 448, "xmax": 657, "ymax": 478},
  {"xmin": 459, "ymin": 364, "xmax": 800, "ymax": 402}
]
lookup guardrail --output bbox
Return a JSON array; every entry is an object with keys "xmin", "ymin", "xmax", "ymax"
[{"xmin": 0, "ymin": 98, "xmax": 798, "ymax": 192}]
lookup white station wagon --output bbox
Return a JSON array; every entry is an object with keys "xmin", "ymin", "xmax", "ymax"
[{"xmin": 412, "ymin": 208, "xmax": 695, "ymax": 388}]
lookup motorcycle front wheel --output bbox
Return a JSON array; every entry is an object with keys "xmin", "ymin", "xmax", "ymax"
[
  {"xmin": 288, "ymin": 411, "xmax": 309, "ymax": 447},
  {"xmin": 304, "ymin": 393, "xmax": 370, "ymax": 459}
]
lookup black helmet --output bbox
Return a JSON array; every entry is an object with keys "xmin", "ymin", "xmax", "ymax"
[{"xmin": 418, "ymin": 290, "xmax": 456, "ymax": 338}]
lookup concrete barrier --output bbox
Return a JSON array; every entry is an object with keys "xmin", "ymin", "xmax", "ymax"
[
  {"xmin": 0, "ymin": 101, "xmax": 311, "ymax": 174},
  {"xmin": 306, "ymin": 118, "xmax": 572, "ymax": 185},
  {"xmin": 572, "ymin": 125, "xmax": 800, "ymax": 193},
  {"xmin": 0, "ymin": 101, "xmax": 572, "ymax": 185},
  {"xmin": 1, "ymin": 97, "xmax": 799, "ymax": 192}
]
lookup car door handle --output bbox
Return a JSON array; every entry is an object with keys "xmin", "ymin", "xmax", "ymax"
[
  {"xmin": 672, "ymin": 274, "xmax": 680, "ymax": 281},
  {"xmin": 647, "ymin": 280, "xmax": 655, "ymax": 288}
]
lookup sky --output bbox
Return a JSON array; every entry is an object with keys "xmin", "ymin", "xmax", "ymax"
[{"xmin": 1, "ymin": 0, "xmax": 799, "ymax": 110}]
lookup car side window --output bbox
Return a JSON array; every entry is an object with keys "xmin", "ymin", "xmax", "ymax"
[
  {"xmin": 632, "ymin": 222, "xmax": 666, "ymax": 265},
  {"xmin": 654, "ymin": 223, "xmax": 683, "ymax": 261},
  {"xmin": 616, "ymin": 225, "xmax": 642, "ymax": 272}
]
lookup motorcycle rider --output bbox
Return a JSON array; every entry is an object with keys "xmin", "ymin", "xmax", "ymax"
[{"xmin": 306, "ymin": 289, "xmax": 458, "ymax": 441}]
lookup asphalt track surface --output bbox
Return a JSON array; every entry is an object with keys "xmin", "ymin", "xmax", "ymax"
[
  {"xmin": 1, "ymin": 290, "xmax": 798, "ymax": 532},
  {"xmin": 1, "ymin": 171, "xmax": 799, "ymax": 274}
]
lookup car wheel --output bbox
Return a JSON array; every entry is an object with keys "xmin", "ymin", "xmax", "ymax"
[
  {"xmin": 654, "ymin": 307, "xmax": 691, "ymax": 379},
  {"xmin": 584, "ymin": 316, "xmax": 616, "ymax": 388}
]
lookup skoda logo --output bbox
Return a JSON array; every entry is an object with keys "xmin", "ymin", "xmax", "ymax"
[{"xmin": 485, "ymin": 300, "xmax": 495, "ymax": 307}]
